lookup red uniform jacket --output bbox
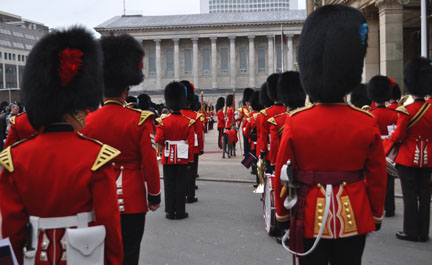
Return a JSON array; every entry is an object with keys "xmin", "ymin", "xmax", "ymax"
[
  {"xmin": 389, "ymin": 100, "xmax": 432, "ymax": 168},
  {"xmin": 0, "ymin": 125, "xmax": 123, "ymax": 265},
  {"xmin": 370, "ymin": 106, "xmax": 398, "ymax": 136},
  {"xmin": 4, "ymin": 113, "xmax": 37, "ymax": 148},
  {"xmin": 268, "ymin": 112, "xmax": 289, "ymax": 166},
  {"xmin": 225, "ymin": 128, "xmax": 238, "ymax": 144},
  {"xmin": 255, "ymin": 113, "xmax": 266, "ymax": 158},
  {"xmin": 155, "ymin": 112, "xmax": 195, "ymax": 165},
  {"xmin": 274, "ymin": 104, "xmax": 386, "ymax": 239},
  {"xmin": 81, "ymin": 100, "xmax": 161, "ymax": 214},
  {"xmin": 238, "ymin": 106, "xmax": 249, "ymax": 132},
  {"xmin": 217, "ymin": 110, "xmax": 225, "ymax": 128},
  {"xmin": 244, "ymin": 111, "xmax": 257, "ymax": 150},
  {"xmin": 181, "ymin": 110, "xmax": 204, "ymax": 154},
  {"xmin": 257, "ymin": 104, "xmax": 286, "ymax": 159},
  {"xmin": 387, "ymin": 102, "xmax": 399, "ymax": 110},
  {"xmin": 226, "ymin": 107, "xmax": 234, "ymax": 128}
]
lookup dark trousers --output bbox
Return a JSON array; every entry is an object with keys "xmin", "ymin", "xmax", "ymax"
[
  {"xmin": 385, "ymin": 173, "xmax": 395, "ymax": 215},
  {"xmin": 163, "ymin": 164, "xmax": 187, "ymax": 215},
  {"xmin": 299, "ymin": 235, "xmax": 366, "ymax": 265},
  {"xmin": 121, "ymin": 213, "xmax": 146, "ymax": 265},
  {"xmin": 243, "ymin": 134, "xmax": 250, "ymax": 157},
  {"xmin": 187, "ymin": 154, "xmax": 198, "ymax": 200},
  {"xmin": 218, "ymin": 128, "xmax": 224, "ymax": 149},
  {"xmin": 398, "ymin": 165, "xmax": 431, "ymax": 239}
]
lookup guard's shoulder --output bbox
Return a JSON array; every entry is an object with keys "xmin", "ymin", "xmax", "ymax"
[
  {"xmin": 267, "ymin": 117, "xmax": 277, "ymax": 126},
  {"xmin": 195, "ymin": 112, "xmax": 203, "ymax": 120},
  {"xmin": 155, "ymin": 117, "xmax": 163, "ymax": 126},
  {"xmin": 273, "ymin": 112, "xmax": 287, "ymax": 119},
  {"xmin": 253, "ymin": 113, "xmax": 259, "ymax": 120},
  {"xmin": 348, "ymin": 104, "xmax": 374, "ymax": 118},
  {"xmin": 290, "ymin": 104, "xmax": 315, "ymax": 117},
  {"xmin": 77, "ymin": 132, "xmax": 121, "ymax": 171},
  {"xmin": 128, "ymin": 108, "xmax": 155, "ymax": 126},
  {"xmin": 396, "ymin": 105, "xmax": 410, "ymax": 116},
  {"xmin": 260, "ymin": 108, "xmax": 268, "ymax": 116},
  {"xmin": 9, "ymin": 116, "xmax": 16, "ymax": 125},
  {"xmin": 182, "ymin": 114, "xmax": 197, "ymax": 127},
  {"xmin": 0, "ymin": 134, "xmax": 36, "ymax": 173}
]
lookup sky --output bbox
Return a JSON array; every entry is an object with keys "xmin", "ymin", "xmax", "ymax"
[{"xmin": 2, "ymin": 0, "xmax": 305, "ymax": 35}]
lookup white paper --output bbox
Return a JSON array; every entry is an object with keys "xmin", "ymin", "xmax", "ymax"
[{"xmin": 0, "ymin": 238, "xmax": 19, "ymax": 265}]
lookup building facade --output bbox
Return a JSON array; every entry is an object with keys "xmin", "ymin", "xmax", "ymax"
[
  {"xmin": 95, "ymin": 10, "xmax": 305, "ymax": 98},
  {"xmin": 205, "ymin": 0, "xmax": 291, "ymax": 13}
]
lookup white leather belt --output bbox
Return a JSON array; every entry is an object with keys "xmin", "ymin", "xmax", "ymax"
[{"xmin": 35, "ymin": 211, "xmax": 94, "ymax": 230}]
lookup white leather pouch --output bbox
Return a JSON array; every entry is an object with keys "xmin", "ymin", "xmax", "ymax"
[{"xmin": 66, "ymin": 225, "xmax": 106, "ymax": 265}]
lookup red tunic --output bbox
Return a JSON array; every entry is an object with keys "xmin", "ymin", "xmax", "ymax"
[
  {"xmin": 226, "ymin": 107, "xmax": 234, "ymax": 128},
  {"xmin": 4, "ymin": 113, "xmax": 37, "ymax": 148},
  {"xmin": 217, "ymin": 110, "xmax": 225, "ymax": 128},
  {"xmin": 225, "ymin": 128, "xmax": 238, "ymax": 144},
  {"xmin": 389, "ymin": 100, "xmax": 432, "ymax": 168},
  {"xmin": 268, "ymin": 112, "xmax": 289, "ymax": 166},
  {"xmin": 244, "ymin": 111, "xmax": 257, "ymax": 150},
  {"xmin": 257, "ymin": 104, "xmax": 286, "ymax": 158},
  {"xmin": 370, "ymin": 106, "xmax": 398, "ymax": 136},
  {"xmin": 0, "ymin": 126, "xmax": 123, "ymax": 265},
  {"xmin": 155, "ymin": 113, "xmax": 195, "ymax": 165},
  {"xmin": 81, "ymin": 100, "xmax": 161, "ymax": 214},
  {"xmin": 274, "ymin": 104, "xmax": 386, "ymax": 239},
  {"xmin": 181, "ymin": 110, "xmax": 204, "ymax": 154},
  {"xmin": 387, "ymin": 102, "xmax": 399, "ymax": 110}
]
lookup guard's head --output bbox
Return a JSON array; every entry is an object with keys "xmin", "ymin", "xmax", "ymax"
[
  {"xmin": 21, "ymin": 26, "xmax": 103, "ymax": 130},
  {"xmin": 137, "ymin": 93, "xmax": 151, "ymax": 110},
  {"xmin": 101, "ymin": 34, "xmax": 144, "ymax": 98},
  {"xmin": 391, "ymin": 83, "xmax": 402, "ymax": 101},
  {"xmin": 180, "ymin": 80, "xmax": 195, "ymax": 108},
  {"xmin": 259, "ymin": 82, "xmax": 273, "ymax": 108},
  {"xmin": 298, "ymin": 5, "xmax": 368, "ymax": 103},
  {"xmin": 266, "ymin": 73, "xmax": 280, "ymax": 102},
  {"xmin": 226, "ymin": 94, "xmax": 233, "ymax": 107},
  {"xmin": 242, "ymin": 88, "xmax": 254, "ymax": 105},
  {"xmin": 367, "ymin": 75, "xmax": 392, "ymax": 103},
  {"xmin": 404, "ymin": 57, "xmax": 432, "ymax": 97},
  {"xmin": 277, "ymin": 71, "xmax": 305, "ymax": 110},
  {"xmin": 215, "ymin": 97, "xmax": 225, "ymax": 111},
  {"xmin": 164, "ymin": 81, "xmax": 187, "ymax": 111},
  {"xmin": 350, "ymin": 84, "xmax": 371, "ymax": 108},
  {"xmin": 250, "ymin": 90, "xmax": 263, "ymax": 111}
]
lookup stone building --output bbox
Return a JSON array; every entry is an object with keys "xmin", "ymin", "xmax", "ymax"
[
  {"xmin": 201, "ymin": 0, "xmax": 293, "ymax": 13},
  {"xmin": 95, "ymin": 10, "xmax": 305, "ymax": 102}
]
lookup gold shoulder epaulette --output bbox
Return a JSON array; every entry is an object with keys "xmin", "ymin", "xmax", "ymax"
[
  {"xmin": 267, "ymin": 117, "xmax": 277, "ymax": 126},
  {"xmin": 246, "ymin": 117, "xmax": 251, "ymax": 123},
  {"xmin": 290, "ymin": 104, "xmax": 315, "ymax": 117},
  {"xmin": 196, "ymin": 113, "xmax": 203, "ymax": 120},
  {"xmin": 237, "ymin": 107, "xmax": 242, "ymax": 113},
  {"xmin": 9, "ymin": 116, "xmax": 16, "ymax": 125},
  {"xmin": 138, "ymin": 110, "xmax": 155, "ymax": 126},
  {"xmin": 91, "ymin": 144, "xmax": 121, "ymax": 172},
  {"xmin": 188, "ymin": 119, "xmax": 197, "ymax": 127},
  {"xmin": 396, "ymin": 105, "xmax": 410, "ymax": 116},
  {"xmin": 155, "ymin": 117, "xmax": 163, "ymax": 126},
  {"xmin": 260, "ymin": 108, "xmax": 268, "ymax": 116},
  {"xmin": 253, "ymin": 113, "xmax": 259, "ymax": 120},
  {"xmin": 348, "ymin": 104, "xmax": 374, "ymax": 117},
  {"xmin": 0, "ymin": 147, "xmax": 14, "ymax": 172}
]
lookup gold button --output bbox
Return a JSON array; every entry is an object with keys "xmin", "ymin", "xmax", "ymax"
[
  {"xmin": 342, "ymin": 182, "xmax": 347, "ymax": 187},
  {"xmin": 348, "ymin": 221, "xmax": 353, "ymax": 226},
  {"xmin": 344, "ymin": 202, "xmax": 349, "ymax": 207},
  {"xmin": 318, "ymin": 216, "xmax": 323, "ymax": 221},
  {"xmin": 120, "ymin": 166, "xmax": 124, "ymax": 170},
  {"xmin": 347, "ymin": 214, "xmax": 351, "ymax": 220},
  {"xmin": 112, "ymin": 162, "xmax": 116, "ymax": 166},
  {"xmin": 345, "ymin": 208, "xmax": 350, "ymax": 214},
  {"xmin": 317, "ymin": 203, "xmax": 323, "ymax": 209},
  {"xmin": 318, "ymin": 209, "xmax": 323, "ymax": 214},
  {"xmin": 317, "ymin": 183, "xmax": 322, "ymax": 188},
  {"xmin": 317, "ymin": 222, "xmax": 322, "ymax": 227}
]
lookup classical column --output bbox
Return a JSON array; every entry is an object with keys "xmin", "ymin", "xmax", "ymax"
[
  {"xmin": 173, "ymin": 38, "xmax": 180, "ymax": 80},
  {"xmin": 376, "ymin": 0, "xmax": 403, "ymax": 89},
  {"xmin": 192, "ymin": 37, "xmax": 199, "ymax": 88},
  {"xmin": 362, "ymin": 8, "xmax": 380, "ymax": 83},
  {"xmin": 155, "ymin": 39, "xmax": 161, "ymax": 90},
  {"xmin": 267, "ymin": 34, "xmax": 274, "ymax": 74},
  {"xmin": 248, "ymin": 35, "xmax": 255, "ymax": 88},
  {"xmin": 211, "ymin": 37, "xmax": 217, "ymax": 89},
  {"xmin": 287, "ymin": 34, "xmax": 294, "ymax": 71},
  {"xmin": 229, "ymin": 36, "xmax": 236, "ymax": 89}
]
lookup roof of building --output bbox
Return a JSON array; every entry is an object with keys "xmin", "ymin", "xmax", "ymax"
[
  {"xmin": 96, "ymin": 10, "xmax": 306, "ymax": 30},
  {"xmin": 0, "ymin": 22, "xmax": 46, "ymax": 51}
]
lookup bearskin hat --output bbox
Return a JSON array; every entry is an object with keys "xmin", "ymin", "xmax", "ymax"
[
  {"xmin": 137, "ymin": 93, "xmax": 151, "ymax": 110},
  {"xmin": 391, "ymin": 83, "xmax": 402, "ymax": 101},
  {"xmin": 226, "ymin": 94, "xmax": 234, "ymax": 107},
  {"xmin": 266, "ymin": 73, "xmax": 280, "ymax": 101},
  {"xmin": 193, "ymin": 95, "xmax": 201, "ymax": 111},
  {"xmin": 101, "ymin": 34, "xmax": 144, "ymax": 97},
  {"xmin": 180, "ymin": 80, "xmax": 195, "ymax": 107},
  {"xmin": 21, "ymin": 26, "xmax": 103, "ymax": 130},
  {"xmin": 164, "ymin": 81, "xmax": 187, "ymax": 111},
  {"xmin": 259, "ymin": 82, "xmax": 273, "ymax": 108},
  {"xmin": 277, "ymin": 71, "xmax": 305, "ymax": 110},
  {"xmin": 250, "ymin": 91, "xmax": 263, "ymax": 111},
  {"xmin": 242, "ymin": 88, "xmax": 254, "ymax": 105},
  {"xmin": 215, "ymin": 97, "xmax": 225, "ymax": 111},
  {"xmin": 367, "ymin": 75, "xmax": 392, "ymax": 103},
  {"xmin": 350, "ymin": 84, "xmax": 371, "ymax": 108},
  {"xmin": 298, "ymin": 5, "xmax": 368, "ymax": 103},
  {"xmin": 404, "ymin": 57, "xmax": 432, "ymax": 97}
]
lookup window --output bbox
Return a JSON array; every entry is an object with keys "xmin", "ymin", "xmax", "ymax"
[
  {"xmin": 19, "ymin": 66, "xmax": 25, "ymax": 87},
  {"xmin": 239, "ymin": 47, "xmax": 247, "ymax": 74},
  {"xmin": 25, "ymin": 44, "xmax": 33, "ymax": 50},
  {"xmin": 8, "ymin": 53, "xmax": 12, "ymax": 60},
  {"xmin": 0, "ymin": 65, "xmax": 3, "ymax": 89},
  {"xmin": 25, "ymin": 34, "xmax": 35, "ymax": 40},
  {"xmin": 5, "ymin": 64, "xmax": 17, "ymax": 88},
  {"xmin": 0, "ymin": 40, "xmax": 12, "ymax": 47},
  {"xmin": 165, "ymin": 48, "xmax": 174, "ymax": 77},
  {"xmin": 0, "ymin": 29, "xmax": 11, "ymax": 35},
  {"xmin": 12, "ymin": 54, "xmax": 15, "ymax": 61},
  {"xmin": 220, "ymin": 47, "xmax": 229, "ymax": 74},
  {"xmin": 13, "ymin": 42, "xmax": 25, "ymax": 49},
  {"xmin": 184, "ymin": 48, "xmax": 192, "ymax": 75},
  {"xmin": 202, "ymin": 48, "xmax": 210, "ymax": 75},
  {"xmin": 276, "ymin": 45, "xmax": 282, "ymax": 72},
  {"xmin": 258, "ymin": 47, "xmax": 266, "ymax": 73},
  {"xmin": 18, "ymin": 55, "xmax": 20, "ymax": 61},
  {"xmin": 0, "ymin": 52, "xmax": 2, "ymax": 59},
  {"xmin": 12, "ymin": 31, "xmax": 24, "ymax": 38},
  {"xmin": 148, "ymin": 49, "xmax": 156, "ymax": 76}
]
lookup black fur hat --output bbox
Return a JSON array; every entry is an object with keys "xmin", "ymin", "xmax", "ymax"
[
  {"xmin": 193, "ymin": 95, "xmax": 201, "ymax": 111},
  {"xmin": 259, "ymin": 82, "xmax": 273, "ymax": 108},
  {"xmin": 350, "ymin": 84, "xmax": 371, "ymax": 108},
  {"xmin": 404, "ymin": 57, "xmax": 432, "ymax": 97},
  {"xmin": 215, "ymin": 97, "xmax": 225, "ymax": 111},
  {"xmin": 226, "ymin": 94, "xmax": 233, "ymax": 107},
  {"xmin": 391, "ymin": 83, "xmax": 402, "ymax": 101},
  {"xmin": 164, "ymin": 81, "xmax": 187, "ymax": 111},
  {"xmin": 266, "ymin": 73, "xmax": 280, "ymax": 101},
  {"xmin": 21, "ymin": 26, "xmax": 103, "ymax": 130},
  {"xmin": 367, "ymin": 75, "xmax": 392, "ymax": 103},
  {"xmin": 277, "ymin": 71, "xmax": 305, "ymax": 110},
  {"xmin": 242, "ymin": 88, "xmax": 254, "ymax": 105},
  {"xmin": 250, "ymin": 90, "xmax": 263, "ymax": 111},
  {"xmin": 298, "ymin": 5, "xmax": 368, "ymax": 103},
  {"xmin": 137, "ymin": 93, "xmax": 151, "ymax": 110},
  {"xmin": 101, "ymin": 34, "xmax": 144, "ymax": 97},
  {"xmin": 180, "ymin": 80, "xmax": 195, "ymax": 107}
]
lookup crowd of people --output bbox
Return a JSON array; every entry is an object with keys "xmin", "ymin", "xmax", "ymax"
[{"xmin": 0, "ymin": 4, "xmax": 430, "ymax": 265}]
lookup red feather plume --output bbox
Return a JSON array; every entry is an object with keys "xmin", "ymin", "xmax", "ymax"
[{"xmin": 58, "ymin": 48, "xmax": 84, "ymax": 87}]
